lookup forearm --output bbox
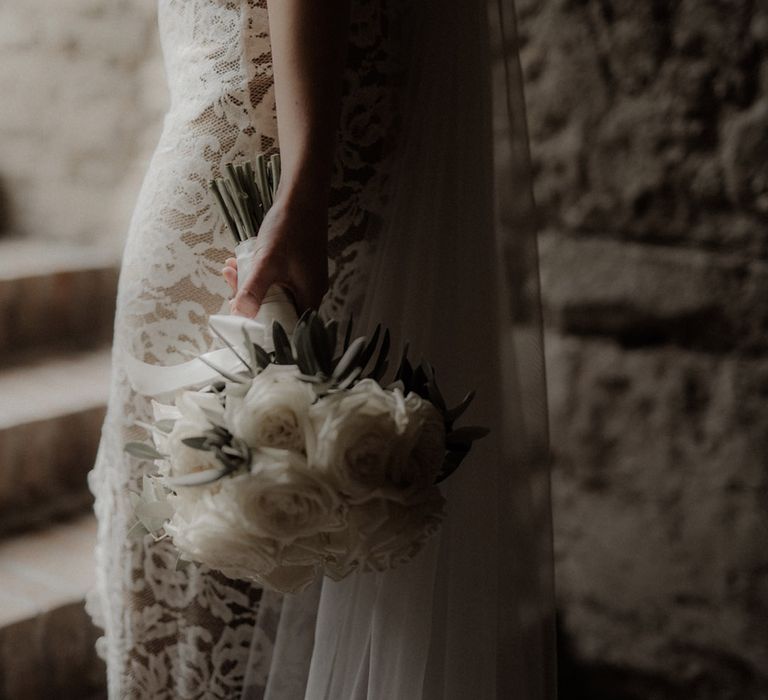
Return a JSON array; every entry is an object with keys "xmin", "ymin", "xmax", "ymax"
[{"xmin": 267, "ymin": 0, "xmax": 350, "ymax": 213}]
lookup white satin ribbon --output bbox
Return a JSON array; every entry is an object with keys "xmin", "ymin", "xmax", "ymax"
[
  {"xmin": 125, "ymin": 239, "xmax": 299, "ymax": 398},
  {"xmin": 123, "ymin": 315, "xmax": 264, "ymax": 397}
]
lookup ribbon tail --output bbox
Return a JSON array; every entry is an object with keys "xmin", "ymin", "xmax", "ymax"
[
  {"xmin": 124, "ymin": 348, "xmax": 246, "ymax": 397},
  {"xmin": 123, "ymin": 314, "xmax": 270, "ymax": 397}
]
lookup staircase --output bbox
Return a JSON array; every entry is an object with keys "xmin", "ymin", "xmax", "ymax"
[{"xmin": 0, "ymin": 238, "xmax": 118, "ymax": 699}]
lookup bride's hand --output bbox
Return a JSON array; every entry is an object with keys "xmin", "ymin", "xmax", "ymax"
[{"xmin": 222, "ymin": 200, "xmax": 329, "ymax": 318}]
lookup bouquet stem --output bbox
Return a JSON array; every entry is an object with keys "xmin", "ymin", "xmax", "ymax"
[
  {"xmin": 210, "ymin": 154, "xmax": 281, "ymax": 245},
  {"xmin": 211, "ymin": 153, "xmax": 298, "ymax": 339}
]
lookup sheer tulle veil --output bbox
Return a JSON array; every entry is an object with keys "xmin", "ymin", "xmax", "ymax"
[{"xmin": 242, "ymin": 0, "xmax": 556, "ymax": 697}]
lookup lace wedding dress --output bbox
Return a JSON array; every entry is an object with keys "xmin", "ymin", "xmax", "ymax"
[{"xmin": 86, "ymin": 0, "xmax": 556, "ymax": 698}]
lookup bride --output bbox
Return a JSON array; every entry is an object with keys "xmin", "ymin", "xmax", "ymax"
[{"xmin": 86, "ymin": 0, "xmax": 557, "ymax": 698}]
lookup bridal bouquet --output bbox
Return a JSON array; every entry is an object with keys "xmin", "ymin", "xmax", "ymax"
[{"xmin": 125, "ymin": 154, "xmax": 487, "ymax": 594}]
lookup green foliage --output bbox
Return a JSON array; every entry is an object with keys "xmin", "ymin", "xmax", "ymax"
[
  {"xmin": 209, "ymin": 153, "xmax": 282, "ymax": 244},
  {"xmin": 125, "ymin": 442, "xmax": 165, "ymax": 460},
  {"xmin": 127, "ymin": 475, "xmax": 174, "ymax": 539},
  {"xmin": 239, "ymin": 310, "xmax": 489, "ymax": 483}
]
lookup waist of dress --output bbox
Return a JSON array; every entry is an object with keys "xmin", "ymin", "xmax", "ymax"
[
  {"xmin": 155, "ymin": 98, "xmax": 275, "ymax": 155},
  {"xmin": 160, "ymin": 87, "xmax": 269, "ymax": 126}
]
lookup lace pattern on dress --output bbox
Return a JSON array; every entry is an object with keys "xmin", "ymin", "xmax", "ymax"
[{"xmin": 86, "ymin": 0, "xmax": 409, "ymax": 697}]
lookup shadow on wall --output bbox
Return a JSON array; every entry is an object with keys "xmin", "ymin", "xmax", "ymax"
[
  {"xmin": 557, "ymin": 617, "xmax": 768, "ymax": 700},
  {"xmin": 516, "ymin": 0, "xmax": 768, "ymax": 696}
]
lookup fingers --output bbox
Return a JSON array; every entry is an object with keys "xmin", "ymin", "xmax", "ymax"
[
  {"xmin": 222, "ymin": 266, "xmax": 238, "ymax": 294},
  {"xmin": 232, "ymin": 257, "xmax": 276, "ymax": 318},
  {"xmin": 221, "ymin": 258, "xmax": 238, "ymax": 295},
  {"xmin": 221, "ymin": 252, "xmax": 328, "ymax": 318}
]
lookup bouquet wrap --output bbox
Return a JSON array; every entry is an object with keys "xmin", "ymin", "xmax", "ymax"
[{"xmin": 235, "ymin": 237, "xmax": 298, "ymax": 344}]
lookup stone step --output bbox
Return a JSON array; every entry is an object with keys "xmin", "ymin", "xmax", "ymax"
[
  {"xmin": 0, "ymin": 514, "xmax": 106, "ymax": 698},
  {"xmin": 0, "ymin": 348, "xmax": 111, "ymax": 537},
  {"xmin": 0, "ymin": 238, "xmax": 119, "ymax": 359}
]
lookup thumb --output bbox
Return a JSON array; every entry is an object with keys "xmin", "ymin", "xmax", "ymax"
[{"xmin": 232, "ymin": 260, "xmax": 275, "ymax": 318}]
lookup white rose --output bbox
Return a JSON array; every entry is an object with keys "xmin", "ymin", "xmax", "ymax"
[
  {"xmin": 165, "ymin": 460, "xmax": 329, "ymax": 593},
  {"xmin": 322, "ymin": 487, "xmax": 445, "ymax": 579},
  {"xmin": 277, "ymin": 533, "xmax": 332, "ymax": 567},
  {"xmin": 393, "ymin": 393, "xmax": 446, "ymax": 492},
  {"xmin": 226, "ymin": 364, "xmax": 315, "ymax": 454},
  {"xmin": 165, "ymin": 490, "xmax": 279, "ymax": 580},
  {"xmin": 151, "ymin": 390, "xmax": 226, "ymax": 470},
  {"xmin": 176, "ymin": 390, "xmax": 225, "ymax": 427},
  {"xmin": 310, "ymin": 381, "xmax": 446, "ymax": 501},
  {"xmin": 164, "ymin": 420, "xmax": 226, "ymax": 496},
  {"xmin": 309, "ymin": 379, "xmax": 406, "ymax": 500},
  {"xmin": 359, "ymin": 488, "xmax": 446, "ymax": 572},
  {"xmin": 222, "ymin": 448, "xmax": 346, "ymax": 542},
  {"xmin": 255, "ymin": 563, "xmax": 319, "ymax": 594}
]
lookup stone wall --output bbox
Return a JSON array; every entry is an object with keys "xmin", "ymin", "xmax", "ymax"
[
  {"xmin": 0, "ymin": 0, "xmax": 166, "ymax": 247},
  {"xmin": 1, "ymin": 0, "xmax": 766, "ymax": 696},
  {"xmin": 516, "ymin": 0, "xmax": 768, "ymax": 696}
]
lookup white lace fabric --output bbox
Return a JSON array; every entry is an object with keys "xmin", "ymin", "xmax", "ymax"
[
  {"xmin": 86, "ymin": 0, "xmax": 556, "ymax": 698},
  {"xmin": 87, "ymin": 0, "xmax": 408, "ymax": 697}
]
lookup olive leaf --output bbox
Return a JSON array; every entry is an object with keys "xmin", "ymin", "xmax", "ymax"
[
  {"xmin": 370, "ymin": 357, "xmax": 389, "ymax": 383},
  {"xmin": 248, "ymin": 337, "xmax": 272, "ymax": 370},
  {"xmin": 181, "ymin": 436, "xmax": 213, "ymax": 451},
  {"xmin": 342, "ymin": 314, "xmax": 354, "ymax": 352},
  {"xmin": 435, "ymin": 450, "xmax": 469, "ymax": 484},
  {"xmin": 357, "ymin": 324, "xmax": 381, "ymax": 372},
  {"xmin": 272, "ymin": 321, "xmax": 294, "ymax": 364},
  {"xmin": 309, "ymin": 314, "xmax": 333, "ymax": 376},
  {"xmin": 209, "ymin": 322, "xmax": 253, "ymax": 377},
  {"xmin": 294, "ymin": 322, "xmax": 319, "ymax": 376},
  {"xmin": 125, "ymin": 442, "xmax": 166, "ymax": 460},
  {"xmin": 324, "ymin": 319, "xmax": 338, "ymax": 357},
  {"xmin": 196, "ymin": 353, "xmax": 247, "ymax": 384},
  {"xmin": 165, "ymin": 466, "xmax": 232, "ymax": 487},
  {"xmin": 411, "ymin": 363, "xmax": 429, "ymax": 399},
  {"xmin": 394, "ymin": 343, "xmax": 412, "ymax": 385},
  {"xmin": 423, "ymin": 364, "xmax": 447, "ymax": 412},
  {"xmin": 134, "ymin": 418, "xmax": 175, "ymax": 435},
  {"xmin": 446, "ymin": 426, "xmax": 490, "ymax": 449},
  {"xmin": 369, "ymin": 329, "xmax": 390, "ymax": 382},
  {"xmin": 332, "ymin": 336, "xmax": 367, "ymax": 381},
  {"xmin": 336, "ymin": 366, "xmax": 363, "ymax": 391},
  {"xmin": 445, "ymin": 390, "xmax": 476, "ymax": 424}
]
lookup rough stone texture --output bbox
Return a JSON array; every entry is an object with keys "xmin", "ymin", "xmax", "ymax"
[
  {"xmin": 1, "ymin": 0, "xmax": 765, "ymax": 696},
  {"xmin": 0, "ymin": 0, "xmax": 167, "ymax": 246},
  {"xmin": 548, "ymin": 334, "xmax": 768, "ymax": 696},
  {"xmin": 517, "ymin": 0, "xmax": 768, "ymax": 697},
  {"xmin": 518, "ymin": 0, "xmax": 768, "ymax": 256}
]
